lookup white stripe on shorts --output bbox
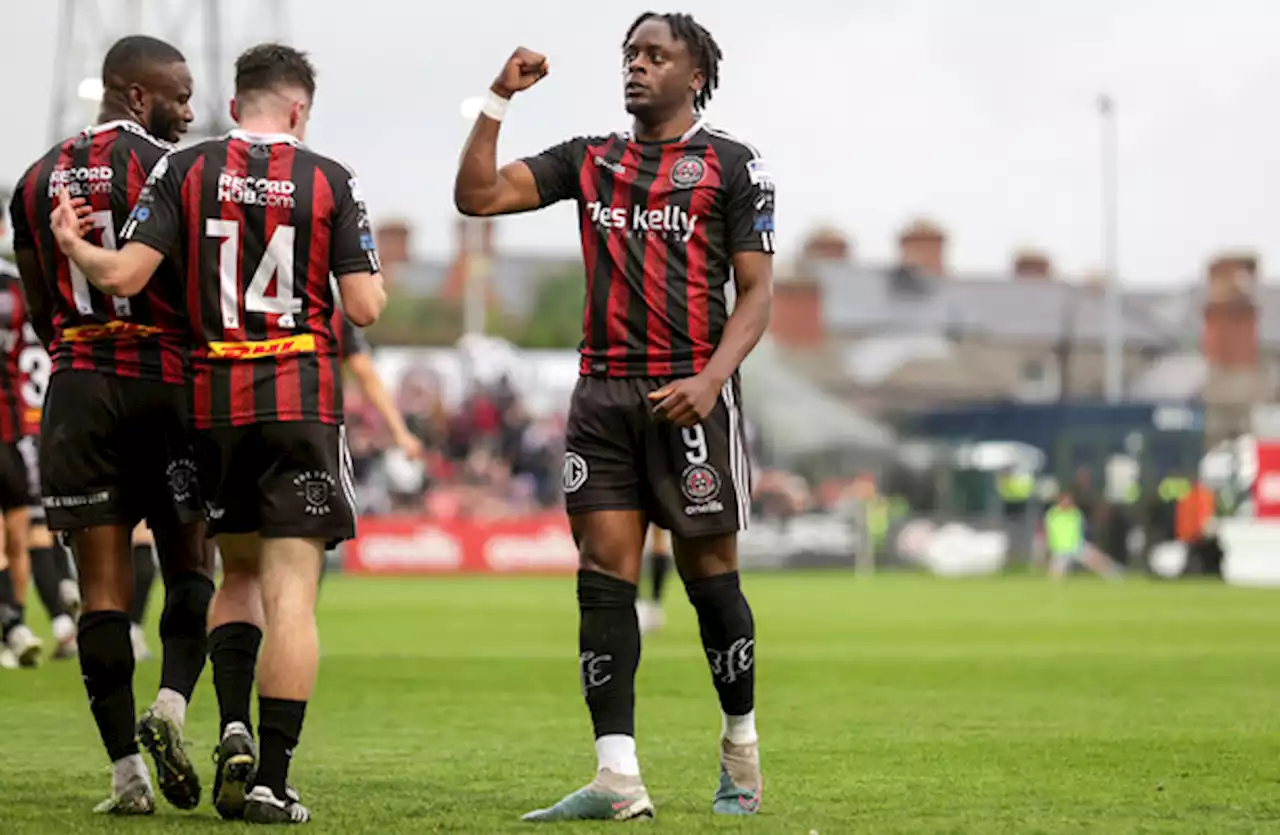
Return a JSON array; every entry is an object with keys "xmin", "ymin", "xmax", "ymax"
[
  {"xmin": 719, "ymin": 381, "xmax": 751, "ymax": 530},
  {"xmin": 337, "ymin": 424, "xmax": 358, "ymax": 513}
]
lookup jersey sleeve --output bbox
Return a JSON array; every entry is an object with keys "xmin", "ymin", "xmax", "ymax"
[
  {"xmin": 8, "ymin": 174, "xmax": 34, "ymax": 251},
  {"xmin": 120, "ymin": 151, "xmax": 184, "ymax": 255},
  {"xmin": 722, "ymin": 146, "xmax": 776, "ymax": 256},
  {"xmin": 519, "ymin": 137, "xmax": 587, "ymax": 207},
  {"xmin": 330, "ymin": 167, "xmax": 380, "ymax": 278}
]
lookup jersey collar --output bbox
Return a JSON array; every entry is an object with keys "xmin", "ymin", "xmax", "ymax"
[
  {"xmin": 620, "ymin": 118, "xmax": 706, "ymax": 144},
  {"xmin": 82, "ymin": 119, "xmax": 172, "ymax": 147},
  {"xmin": 228, "ymin": 129, "xmax": 300, "ymax": 146}
]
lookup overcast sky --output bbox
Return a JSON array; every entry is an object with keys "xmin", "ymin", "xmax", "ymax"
[{"xmin": 2, "ymin": 0, "xmax": 1278, "ymax": 285}]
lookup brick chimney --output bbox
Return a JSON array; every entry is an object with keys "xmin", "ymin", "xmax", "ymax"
[
  {"xmin": 770, "ymin": 267, "xmax": 824, "ymax": 349},
  {"xmin": 1202, "ymin": 251, "xmax": 1258, "ymax": 368},
  {"xmin": 443, "ymin": 217, "xmax": 497, "ymax": 302},
  {"xmin": 801, "ymin": 226, "xmax": 852, "ymax": 261},
  {"xmin": 898, "ymin": 219, "xmax": 946, "ymax": 276},
  {"xmin": 374, "ymin": 219, "xmax": 411, "ymax": 279},
  {"xmin": 1012, "ymin": 248, "xmax": 1052, "ymax": 280}
]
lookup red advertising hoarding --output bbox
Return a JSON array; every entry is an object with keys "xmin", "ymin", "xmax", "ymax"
[
  {"xmin": 344, "ymin": 513, "xmax": 579, "ymax": 574},
  {"xmin": 1254, "ymin": 441, "xmax": 1280, "ymax": 519}
]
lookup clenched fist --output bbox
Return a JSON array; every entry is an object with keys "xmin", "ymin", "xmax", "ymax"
[{"xmin": 491, "ymin": 47, "xmax": 549, "ymax": 98}]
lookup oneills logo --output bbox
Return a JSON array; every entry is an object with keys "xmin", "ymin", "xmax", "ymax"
[
  {"xmin": 62, "ymin": 322, "xmax": 165, "ymax": 342},
  {"xmin": 207, "ymin": 334, "xmax": 316, "ymax": 360}
]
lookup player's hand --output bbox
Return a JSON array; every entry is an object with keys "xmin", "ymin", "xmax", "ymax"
[
  {"xmin": 492, "ymin": 47, "xmax": 549, "ymax": 98},
  {"xmin": 49, "ymin": 188, "xmax": 89, "ymax": 254},
  {"xmin": 393, "ymin": 429, "xmax": 424, "ymax": 461},
  {"xmin": 649, "ymin": 373, "xmax": 722, "ymax": 427}
]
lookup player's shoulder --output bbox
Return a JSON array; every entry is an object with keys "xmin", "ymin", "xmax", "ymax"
[
  {"xmin": 294, "ymin": 145, "xmax": 364, "ymax": 199},
  {"xmin": 698, "ymin": 124, "xmax": 765, "ymax": 163}
]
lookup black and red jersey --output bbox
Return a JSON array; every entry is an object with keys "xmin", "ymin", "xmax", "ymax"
[
  {"xmin": 121, "ymin": 129, "xmax": 380, "ymax": 429},
  {"xmin": 0, "ymin": 259, "xmax": 47, "ymax": 442},
  {"xmin": 8, "ymin": 120, "xmax": 188, "ymax": 385},
  {"xmin": 521, "ymin": 121, "xmax": 775, "ymax": 378}
]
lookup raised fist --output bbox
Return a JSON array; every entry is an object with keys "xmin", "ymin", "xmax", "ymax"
[{"xmin": 492, "ymin": 47, "xmax": 549, "ymax": 98}]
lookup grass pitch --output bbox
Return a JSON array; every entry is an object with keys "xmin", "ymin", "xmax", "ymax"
[{"xmin": 2, "ymin": 572, "xmax": 1279, "ymax": 833}]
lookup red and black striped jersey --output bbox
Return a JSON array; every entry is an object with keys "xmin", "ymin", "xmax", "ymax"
[
  {"xmin": 121, "ymin": 130, "xmax": 380, "ymax": 429},
  {"xmin": 0, "ymin": 259, "xmax": 47, "ymax": 441},
  {"xmin": 521, "ymin": 122, "xmax": 775, "ymax": 378},
  {"xmin": 8, "ymin": 120, "xmax": 189, "ymax": 385}
]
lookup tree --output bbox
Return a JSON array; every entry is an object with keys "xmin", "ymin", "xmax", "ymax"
[{"xmin": 516, "ymin": 266, "xmax": 586, "ymax": 349}]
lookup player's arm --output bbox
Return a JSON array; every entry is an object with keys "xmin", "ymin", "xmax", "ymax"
[
  {"xmin": 453, "ymin": 47, "xmax": 578, "ymax": 216},
  {"xmin": 55, "ymin": 151, "xmax": 183, "ymax": 297},
  {"xmin": 343, "ymin": 339, "xmax": 422, "ymax": 459},
  {"xmin": 8, "ymin": 183, "xmax": 57, "ymax": 347},
  {"xmin": 330, "ymin": 167, "xmax": 386, "ymax": 327},
  {"xmin": 651, "ymin": 149, "xmax": 775, "ymax": 426},
  {"xmin": 700, "ymin": 152, "xmax": 777, "ymax": 386}
]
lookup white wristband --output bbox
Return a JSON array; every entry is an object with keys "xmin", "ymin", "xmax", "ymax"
[{"xmin": 481, "ymin": 90, "xmax": 510, "ymax": 122}]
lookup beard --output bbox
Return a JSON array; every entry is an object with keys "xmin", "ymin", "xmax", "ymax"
[{"xmin": 145, "ymin": 102, "xmax": 182, "ymax": 144}]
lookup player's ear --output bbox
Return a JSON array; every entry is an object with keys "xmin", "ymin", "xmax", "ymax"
[
  {"xmin": 690, "ymin": 67, "xmax": 704, "ymax": 95},
  {"xmin": 128, "ymin": 84, "xmax": 149, "ymax": 120},
  {"xmin": 229, "ymin": 98, "xmax": 239, "ymax": 124}
]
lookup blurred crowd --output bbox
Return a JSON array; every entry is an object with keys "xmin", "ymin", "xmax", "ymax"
[{"xmin": 344, "ymin": 367, "xmax": 566, "ymax": 520}]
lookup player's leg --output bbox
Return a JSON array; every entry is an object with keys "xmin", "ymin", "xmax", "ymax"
[
  {"xmin": 0, "ymin": 547, "xmax": 17, "ymax": 668},
  {"xmin": 23, "ymin": 435, "xmax": 79, "ymax": 658},
  {"xmin": 654, "ymin": 377, "xmax": 761, "ymax": 816},
  {"xmin": 40, "ymin": 371, "xmax": 157, "ymax": 814},
  {"xmin": 69, "ymin": 524, "xmax": 156, "ymax": 814},
  {"xmin": 524, "ymin": 378, "xmax": 654, "ymax": 822},
  {"xmin": 1081, "ymin": 541, "xmax": 1123, "ymax": 580},
  {"xmin": 637, "ymin": 525, "xmax": 672, "ymax": 635},
  {"xmin": 28, "ymin": 522, "xmax": 79, "ymax": 659},
  {"xmin": 128, "ymin": 521, "xmax": 158, "ymax": 661},
  {"xmin": 0, "ymin": 441, "xmax": 41, "ymax": 666},
  {"xmin": 208, "ymin": 533, "xmax": 266, "ymax": 821},
  {"xmin": 130, "ymin": 386, "xmax": 213, "ymax": 811},
  {"xmin": 240, "ymin": 421, "xmax": 356, "ymax": 824}
]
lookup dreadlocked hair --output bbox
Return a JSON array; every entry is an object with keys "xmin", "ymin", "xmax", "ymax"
[{"xmin": 623, "ymin": 12, "xmax": 722, "ymax": 112}]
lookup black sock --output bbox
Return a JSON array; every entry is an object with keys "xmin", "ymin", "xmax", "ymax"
[
  {"xmin": 158, "ymin": 572, "xmax": 213, "ymax": 700},
  {"xmin": 209, "ymin": 622, "xmax": 262, "ymax": 734},
  {"xmin": 30, "ymin": 546, "xmax": 69, "ymax": 619},
  {"xmin": 649, "ymin": 551, "xmax": 672, "ymax": 603},
  {"xmin": 577, "ymin": 569, "xmax": 640, "ymax": 738},
  {"xmin": 129, "ymin": 544, "xmax": 156, "ymax": 626},
  {"xmin": 0, "ymin": 568, "xmax": 22, "ymax": 641},
  {"xmin": 256, "ymin": 697, "xmax": 307, "ymax": 798},
  {"xmin": 685, "ymin": 571, "xmax": 756, "ymax": 717},
  {"xmin": 77, "ymin": 610, "xmax": 139, "ymax": 762}
]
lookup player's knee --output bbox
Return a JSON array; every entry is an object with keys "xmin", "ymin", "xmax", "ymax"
[
  {"xmin": 577, "ymin": 567, "xmax": 638, "ymax": 608},
  {"xmin": 159, "ymin": 572, "xmax": 214, "ymax": 641}
]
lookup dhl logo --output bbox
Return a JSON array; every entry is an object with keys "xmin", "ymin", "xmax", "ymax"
[
  {"xmin": 62, "ymin": 321, "xmax": 165, "ymax": 342},
  {"xmin": 208, "ymin": 334, "xmax": 316, "ymax": 360}
]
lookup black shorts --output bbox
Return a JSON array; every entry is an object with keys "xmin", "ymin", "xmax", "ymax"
[
  {"xmin": 196, "ymin": 421, "xmax": 356, "ymax": 548},
  {"xmin": 563, "ymin": 375, "xmax": 751, "ymax": 538},
  {"xmin": 0, "ymin": 440, "xmax": 32, "ymax": 512},
  {"xmin": 39, "ymin": 370, "xmax": 202, "ymax": 532}
]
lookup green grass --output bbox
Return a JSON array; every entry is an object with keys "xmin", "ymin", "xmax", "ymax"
[{"xmin": 4, "ymin": 572, "xmax": 1280, "ymax": 833}]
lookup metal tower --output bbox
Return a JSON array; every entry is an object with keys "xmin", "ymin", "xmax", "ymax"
[{"xmin": 47, "ymin": 0, "xmax": 288, "ymax": 144}]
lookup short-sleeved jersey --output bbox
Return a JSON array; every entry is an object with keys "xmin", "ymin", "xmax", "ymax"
[
  {"xmin": 0, "ymin": 259, "xmax": 47, "ymax": 441},
  {"xmin": 121, "ymin": 129, "xmax": 380, "ymax": 429},
  {"xmin": 8, "ymin": 120, "xmax": 189, "ymax": 385},
  {"xmin": 520, "ymin": 121, "xmax": 775, "ymax": 378}
]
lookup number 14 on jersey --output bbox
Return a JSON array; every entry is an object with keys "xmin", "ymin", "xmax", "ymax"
[{"xmin": 206, "ymin": 220, "xmax": 300, "ymax": 330}]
